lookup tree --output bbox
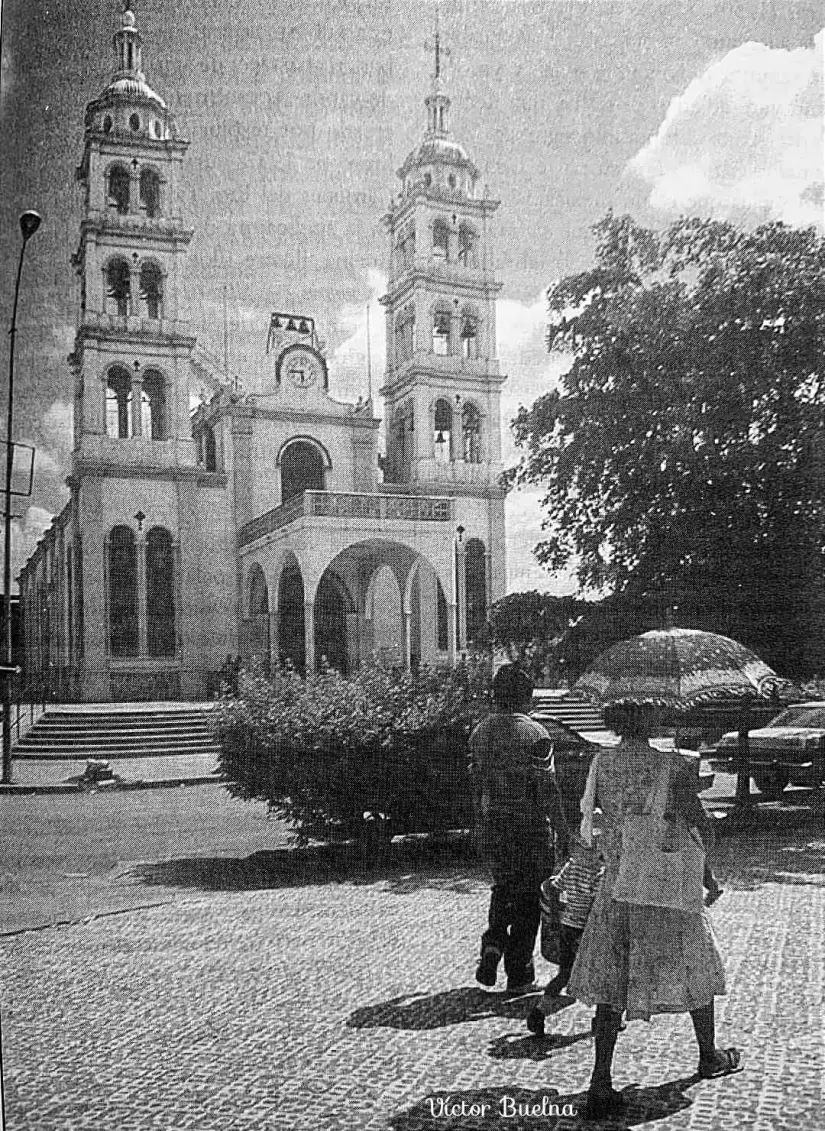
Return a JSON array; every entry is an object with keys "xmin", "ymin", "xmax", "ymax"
[
  {"xmin": 489, "ymin": 591, "xmax": 585, "ymax": 685},
  {"xmin": 512, "ymin": 213, "xmax": 825, "ymax": 675}
]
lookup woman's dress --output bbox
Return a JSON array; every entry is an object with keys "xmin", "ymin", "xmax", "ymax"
[{"xmin": 566, "ymin": 741, "xmax": 726, "ymax": 1021}]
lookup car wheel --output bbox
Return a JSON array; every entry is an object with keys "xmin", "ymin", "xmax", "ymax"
[{"xmin": 753, "ymin": 766, "xmax": 790, "ymax": 800}]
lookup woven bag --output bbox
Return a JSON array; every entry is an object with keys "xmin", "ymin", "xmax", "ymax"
[{"xmin": 612, "ymin": 757, "xmax": 705, "ymax": 913}]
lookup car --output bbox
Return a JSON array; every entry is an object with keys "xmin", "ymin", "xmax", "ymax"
[{"xmin": 713, "ymin": 701, "xmax": 825, "ymax": 800}]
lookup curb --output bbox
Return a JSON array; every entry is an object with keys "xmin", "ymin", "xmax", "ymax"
[{"xmin": 0, "ymin": 774, "xmax": 221, "ymax": 796}]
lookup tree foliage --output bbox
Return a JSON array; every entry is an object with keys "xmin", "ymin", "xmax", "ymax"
[
  {"xmin": 513, "ymin": 214, "xmax": 825, "ymax": 675},
  {"xmin": 489, "ymin": 591, "xmax": 586, "ymax": 685}
]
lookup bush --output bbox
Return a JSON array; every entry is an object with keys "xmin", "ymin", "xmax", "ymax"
[{"xmin": 214, "ymin": 658, "xmax": 492, "ymax": 845}]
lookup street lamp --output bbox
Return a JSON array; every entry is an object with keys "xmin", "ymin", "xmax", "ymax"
[{"xmin": 2, "ymin": 209, "xmax": 42, "ymax": 784}]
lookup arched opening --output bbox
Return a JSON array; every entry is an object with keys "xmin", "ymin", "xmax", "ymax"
[
  {"xmin": 105, "ymin": 259, "xmax": 131, "ymax": 317},
  {"xmin": 109, "ymin": 526, "xmax": 138, "ymax": 656},
  {"xmin": 434, "ymin": 398, "xmax": 453, "ymax": 463},
  {"xmin": 247, "ymin": 565, "xmax": 271, "ymax": 674},
  {"xmin": 432, "ymin": 310, "xmax": 451, "ymax": 356},
  {"xmin": 141, "ymin": 369, "xmax": 166, "ymax": 439},
  {"xmin": 458, "ymin": 225, "xmax": 478, "ymax": 267},
  {"xmin": 204, "ymin": 427, "xmax": 217, "ymax": 471},
  {"xmin": 146, "ymin": 527, "xmax": 176, "ymax": 657},
  {"xmin": 106, "ymin": 366, "xmax": 133, "ymax": 439},
  {"xmin": 280, "ymin": 440, "xmax": 325, "ymax": 504},
  {"xmin": 460, "ymin": 313, "xmax": 479, "ymax": 359},
  {"xmin": 315, "ymin": 571, "xmax": 351, "ymax": 673},
  {"xmin": 432, "ymin": 219, "xmax": 449, "ymax": 260},
  {"xmin": 277, "ymin": 559, "xmax": 305, "ymax": 671},
  {"xmin": 108, "ymin": 165, "xmax": 130, "ymax": 214},
  {"xmin": 139, "ymin": 168, "xmax": 161, "ymax": 217},
  {"xmin": 139, "ymin": 263, "xmax": 162, "ymax": 320},
  {"xmin": 370, "ymin": 565, "xmax": 403, "ymax": 666},
  {"xmin": 462, "ymin": 402, "xmax": 482, "ymax": 463},
  {"xmin": 436, "ymin": 576, "xmax": 449, "ymax": 652},
  {"xmin": 465, "ymin": 538, "xmax": 487, "ymax": 647}
]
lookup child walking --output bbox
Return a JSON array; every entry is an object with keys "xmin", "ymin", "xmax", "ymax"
[{"xmin": 527, "ymin": 832, "xmax": 603, "ymax": 1037}]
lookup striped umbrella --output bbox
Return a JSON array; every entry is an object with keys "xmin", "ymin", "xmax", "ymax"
[{"xmin": 574, "ymin": 627, "xmax": 793, "ymax": 709}]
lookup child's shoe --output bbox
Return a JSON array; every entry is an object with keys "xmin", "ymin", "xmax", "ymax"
[
  {"xmin": 475, "ymin": 946, "xmax": 501, "ymax": 987},
  {"xmin": 704, "ymin": 885, "xmax": 725, "ymax": 907},
  {"xmin": 526, "ymin": 1005, "xmax": 546, "ymax": 1037}
]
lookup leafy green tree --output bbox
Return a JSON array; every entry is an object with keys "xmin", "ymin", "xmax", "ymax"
[
  {"xmin": 512, "ymin": 214, "xmax": 825, "ymax": 675},
  {"xmin": 489, "ymin": 591, "xmax": 585, "ymax": 685}
]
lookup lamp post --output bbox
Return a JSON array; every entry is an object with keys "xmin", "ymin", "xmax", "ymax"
[{"xmin": 2, "ymin": 209, "xmax": 41, "ymax": 784}]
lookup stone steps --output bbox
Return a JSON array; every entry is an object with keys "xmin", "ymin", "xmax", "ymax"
[
  {"xmin": 13, "ymin": 705, "xmax": 222, "ymax": 762},
  {"xmin": 531, "ymin": 692, "xmax": 604, "ymax": 732}
]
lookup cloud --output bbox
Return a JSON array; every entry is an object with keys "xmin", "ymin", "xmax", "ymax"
[
  {"xmin": 629, "ymin": 30, "xmax": 824, "ymax": 228},
  {"xmin": 2, "ymin": 506, "xmax": 54, "ymax": 592},
  {"xmin": 328, "ymin": 269, "xmax": 387, "ymax": 405}
]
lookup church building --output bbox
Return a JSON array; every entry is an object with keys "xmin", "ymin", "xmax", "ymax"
[{"xmin": 19, "ymin": 3, "xmax": 508, "ymax": 701}]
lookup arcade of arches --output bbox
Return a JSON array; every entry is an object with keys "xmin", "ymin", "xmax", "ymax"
[{"xmin": 240, "ymin": 538, "xmax": 488, "ymax": 675}]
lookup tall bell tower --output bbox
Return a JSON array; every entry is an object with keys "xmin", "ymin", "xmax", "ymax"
[
  {"xmin": 65, "ymin": 3, "xmax": 229, "ymax": 702},
  {"xmin": 379, "ymin": 25, "xmax": 508, "ymax": 644}
]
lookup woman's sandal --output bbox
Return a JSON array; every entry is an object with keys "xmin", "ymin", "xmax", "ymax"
[
  {"xmin": 698, "ymin": 1047, "xmax": 743, "ymax": 1079},
  {"xmin": 583, "ymin": 1087, "xmax": 625, "ymax": 1120}
]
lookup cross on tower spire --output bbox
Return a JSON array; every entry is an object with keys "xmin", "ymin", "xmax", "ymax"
[{"xmin": 425, "ymin": 8, "xmax": 451, "ymax": 82}]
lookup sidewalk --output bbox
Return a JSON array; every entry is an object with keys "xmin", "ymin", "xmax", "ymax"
[{"xmin": 1, "ymin": 800, "xmax": 822, "ymax": 1131}]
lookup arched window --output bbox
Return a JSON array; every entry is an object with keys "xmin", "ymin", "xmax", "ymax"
[
  {"xmin": 465, "ymin": 538, "xmax": 487, "ymax": 646},
  {"xmin": 108, "ymin": 165, "xmax": 130, "ymax": 214},
  {"xmin": 139, "ymin": 263, "xmax": 162, "ymax": 320},
  {"xmin": 432, "ymin": 310, "xmax": 451, "ymax": 355},
  {"xmin": 204, "ymin": 426, "xmax": 217, "ymax": 471},
  {"xmin": 434, "ymin": 398, "xmax": 453, "ymax": 463},
  {"xmin": 396, "ymin": 226, "xmax": 415, "ymax": 271},
  {"xmin": 460, "ymin": 313, "xmax": 478, "ymax": 359},
  {"xmin": 146, "ymin": 527, "xmax": 176, "ymax": 657},
  {"xmin": 462, "ymin": 402, "xmax": 482, "ymax": 463},
  {"xmin": 139, "ymin": 168, "xmax": 161, "ymax": 217},
  {"xmin": 458, "ymin": 226, "xmax": 478, "ymax": 267},
  {"xmin": 432, "ymin": 219, "xmax": 449, "ymax": 260},
  {"xmin": 141, "ymin": 369, "xmax": 166, "ymax": 439},
  {"xmin": 106, "ymin": 366, "xmax": 133, "ymax": 438},
  {"xmin": 109, "ymin": 525, "xmax": 138, "ymax": 656},
  {"xmin": 395, "ymin": 308, "xmax": 414, "ymax": 364},
  {"xmin": 105, "ymin": 259, "xmax": 131, "ymax": 317},
  {"xmin": 280, "ymin": 440, "xmax": 325, "ymax": 503}
]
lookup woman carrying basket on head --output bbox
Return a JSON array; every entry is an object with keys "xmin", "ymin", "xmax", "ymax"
[{"xmin": 566, "ymin": 702, "xmax": 741, "ymax": 1121}]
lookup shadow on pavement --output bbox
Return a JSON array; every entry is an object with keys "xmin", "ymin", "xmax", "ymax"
[
  {"xmin": 713, "ymin": 832, "xmax": 825, "ymax": 891},
  {"xmin": 386, "ymin": 1077, "xmax": 698, "ymax": 1129},
  {"xmin": 130, "ymin": 847, "xmax": 488, "ymax": 895},
  {"xmin": 347, "ymin": 988, "xmax": 575, "ymax": 1031}
]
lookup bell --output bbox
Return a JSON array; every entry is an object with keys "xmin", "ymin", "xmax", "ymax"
[
  {"xmin": 271, "ymin": 315, "xmax": 282, "ymax": 330},
  {"xmin": 298, "ymin": 319, "xmax": 310, "ymax": 335},
  {"xmin": 435, "ymin": 431, "xmax": 445, "ymax": 445},
  {"xmin": 286, "ymin": 317, "xmax": 297, "ymax": 332}
]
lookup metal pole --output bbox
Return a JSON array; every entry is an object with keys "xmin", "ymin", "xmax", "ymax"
[{"xmin": 2, "ymin": 211, "xmax": 40, "ymax": 785}]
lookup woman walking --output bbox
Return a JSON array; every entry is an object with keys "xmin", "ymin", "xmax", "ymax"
[{"xmin": 566, "ymin": 702, "xmax": 741, "ymax": 1120}]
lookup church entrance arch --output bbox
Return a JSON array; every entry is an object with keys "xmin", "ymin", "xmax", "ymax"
[
  {"xmin": 276, "ymin": 555, "xmax": 305, "ymax": 671},
  {"xmin": 314, "ymin": 570, "xmax": 354, "ymax": 674},
  {"xmin": 279, "ymin": 440, "xmax": 326, "ymax": 504},
  {"xmin": 246, "ymin": 564, "xmax": 270, "ymax": 674}
]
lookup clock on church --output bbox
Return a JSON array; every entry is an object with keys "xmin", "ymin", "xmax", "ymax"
[{"xmin": 277, "ymin": 344, "xmax": 327, "ymax": 390}]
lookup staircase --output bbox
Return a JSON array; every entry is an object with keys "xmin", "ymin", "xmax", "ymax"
[
  {"xmin": 12, "ymin": 704, "xmax": 221, "ymax": 762},
  {"xmin": 531, "ymin": 691, "xmax": 605, "ymax": 733}
]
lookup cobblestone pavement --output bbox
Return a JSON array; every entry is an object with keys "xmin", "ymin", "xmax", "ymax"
[{"xmin": 1, "ymin": 798, "xmax": 823, "ymax": 1131}]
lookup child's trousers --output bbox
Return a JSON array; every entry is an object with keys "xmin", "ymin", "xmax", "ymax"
[{"xmin": 543, "ymin": 922, "xmax": 584, "ymax": 998}]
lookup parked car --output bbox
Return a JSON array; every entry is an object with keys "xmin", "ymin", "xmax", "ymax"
[{"xmin": 712, "ymin": 701, "xmax": 825, "ymax": 799}]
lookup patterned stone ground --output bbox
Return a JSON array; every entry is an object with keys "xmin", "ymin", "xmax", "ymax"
[{"xmin": 1, "ymin": 819, "xmax": 823, "ymax": 1130}]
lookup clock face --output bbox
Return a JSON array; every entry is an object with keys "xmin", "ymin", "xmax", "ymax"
[{"xmin": 282, "ymin": 348, "xmax": 323, "ymax": 389}]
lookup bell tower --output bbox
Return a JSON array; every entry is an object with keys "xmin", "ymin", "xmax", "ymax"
[
  {"xmin": 71, "ymin": 0, "xmax": 195, "ymax": 467},
  {"xmin": 380, "ymin": 24, "xmax": 506, "ymax": 494}
]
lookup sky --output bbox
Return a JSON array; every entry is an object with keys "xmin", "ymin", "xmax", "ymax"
[{"xmin": 0, "ymin": 0, "xmax": 822, "ymax": 593}]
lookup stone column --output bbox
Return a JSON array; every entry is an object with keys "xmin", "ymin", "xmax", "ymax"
[
  {"xmin": 403, "ymin": 610, "xmax": 412, "ymax": 670},
  {"xmin": 135, "ymin": 530, "xmax": 148, "ymax": 656},
  {"xmin": 78, "ymin": 478, "xmax": 110, "ymax": 701},
  {"xmin": 131, "ymin": 375, "xmax": 143, "ymax": 437},
  {"xmin": 345, "ymin": 612, "xmax": 359, "ymax": 673},
  {"xmin": 455, "ymin": 540, "xmax": 467, "ymax": 656},
  {"xmin": 303, "ymin": 600, "xmax": 315, "ymax": 674}
]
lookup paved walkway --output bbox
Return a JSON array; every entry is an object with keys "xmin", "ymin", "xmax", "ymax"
[{"xmin": 1, "ymin": 787, "xmax": 822, "ymax": 1130}]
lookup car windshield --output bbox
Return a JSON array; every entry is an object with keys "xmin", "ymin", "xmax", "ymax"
[{"xmin": 769, "ymin": 705, "xmax": 825, "ymax": 729}]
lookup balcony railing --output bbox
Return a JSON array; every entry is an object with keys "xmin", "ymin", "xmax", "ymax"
[{"xmin": 238, "ymin": 490, "xmax": 453, "ymax": 548}]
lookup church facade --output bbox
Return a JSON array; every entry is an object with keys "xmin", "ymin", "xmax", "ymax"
[{"xmin": 19, "ymin": 4, "xmax": 508, "ymax": 702}]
